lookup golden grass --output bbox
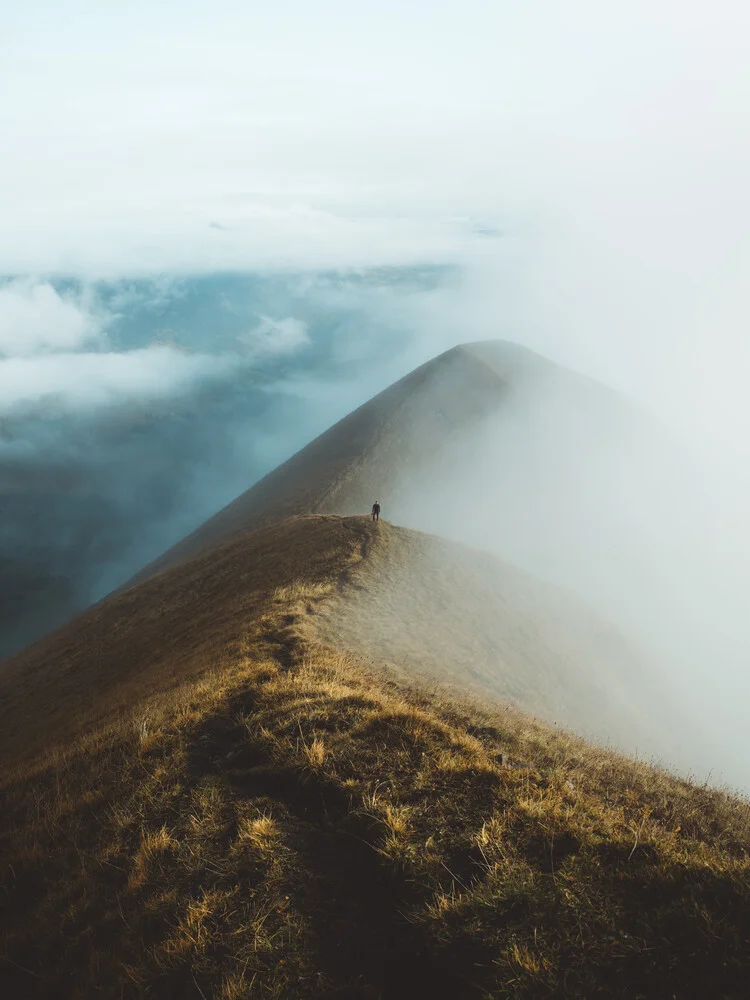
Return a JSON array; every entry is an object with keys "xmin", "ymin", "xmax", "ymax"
[
  {"xmin": 2, "ymin": 520, "xmax": 750, "ymax": 998},
  {"xmin": 0, "ymin": 515, "xmax": 364, "ymax": 765},
  {"xmin": 273, "ymin": 580, "xmax": 334, "ymax": 602}
]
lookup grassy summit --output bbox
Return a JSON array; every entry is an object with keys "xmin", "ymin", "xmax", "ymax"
[{"xmin": 1, "ymin": 517, "xmax": 749, "ymax": 999}]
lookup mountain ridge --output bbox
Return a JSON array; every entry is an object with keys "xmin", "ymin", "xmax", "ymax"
[
  {"xmin": 127, "ymin": 339, "xmax": 643, "ymax": 586},
  {"xmin": 0, "ymin": 513, "xmax": 663, "ymax": 767}
]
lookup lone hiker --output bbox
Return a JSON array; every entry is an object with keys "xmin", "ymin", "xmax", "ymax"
[{"xmin": 371, "ymin": 501, "xmax": 381, "ymax": 522}]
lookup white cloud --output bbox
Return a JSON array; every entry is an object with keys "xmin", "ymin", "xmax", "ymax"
[
  {"xmin": 240, "ymin": 316, "xmax": 310, "ymax": 357},
  {"xmin": 0, "ymin": 276, "xmax": 233, "ymax": 414},
  {"xmin": 0, "ymin": 2, "xmax": 738, "ymax": 278},
  {"xmin": 0, "ymin": 346, "xmax": 234, "ymax": 414},
  {"xmin": 0, "ymin": 280, "xmax": 103, "ymax": 357}
]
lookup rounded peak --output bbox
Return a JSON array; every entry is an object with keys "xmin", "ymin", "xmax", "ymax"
[
  {"xmin": 412, "ymin": 340, "xmax": 565, "ymax": 392},
  {"xmin": 457, "ymin": 339, "xmax": 557, "ymax": 373}
]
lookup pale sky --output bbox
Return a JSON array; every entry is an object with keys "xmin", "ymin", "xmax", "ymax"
[
  {"xmin": 2, "ymin": 0, "xmax": 750, "ymax": 438},
  {"xmin": 3, "ymin": 2, "xmax": 748, "ymax": 264}
]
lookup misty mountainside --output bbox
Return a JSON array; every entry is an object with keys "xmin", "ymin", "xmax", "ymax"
[
  {"xmin": 5, "ymin": 319, "xmax": 743, "ymax": 783},
  {"xmin": 314, "ymin": 519, "xmax": 685, "ymax": 767},
  {"xmin": 0, "ymin": 332, "xmax": 694, "ymax": 770},
  {"xmin": 123, "ymin": 331, "xmax": 742, "ymax": 777},
  {"xmin": 130, "ymin": 338, "xmax": 652, "ymax": 582},
  {"xmin": 117, "ymin": 334, "xmax": 736, "ymax": 780}
]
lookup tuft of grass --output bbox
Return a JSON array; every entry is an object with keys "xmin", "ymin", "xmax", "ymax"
[
  {"xmin": 273, "ymin": 580, "xmax": 334, "ymax": 602},
  {"xmin": 378, "ymin": 803, "xmax": 414, "ymax": 865},
  {"xmin": 237, "ymin": 812, "xmax": 281, "ymax": 851},
  {"xmin": 301, "ymin": 735, "xmax": 327, "ymax": 771}
]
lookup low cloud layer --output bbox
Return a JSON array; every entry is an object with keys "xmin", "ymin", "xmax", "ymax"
[
  {"xmin": 0, "ymin": 344, "xmax": 235, "ymax": 413},
  {"xmin": 0, "ymin": 280, "xmax": 102, "ymax": 357},
  {"xmin": 241, "ymin": 316, "xmax": 310, "ymax": 358},
  {"xmin": 0, "ymin": 279, "xmax": 317, "ymax": 416}
]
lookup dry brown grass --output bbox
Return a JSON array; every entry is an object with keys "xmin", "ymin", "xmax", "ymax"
[
  {"xmin": 0, "ymin": 515, "xmax": 362, "ymax": 764},
  {"xmin": 313, "ymin": 519, "xmax": 703, "ymax": 776},
  {"xmin": 1, "ymin": 516, "xmax": 750, "ymax": 998}
]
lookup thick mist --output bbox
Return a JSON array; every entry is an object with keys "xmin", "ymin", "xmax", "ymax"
[
  {"xmin": 388, "ymin": 360, "xmax": 750, "ymax": 790},
  {"xmin": 316, "ymin": 515, "xmax": 705, "ymax": 780}
]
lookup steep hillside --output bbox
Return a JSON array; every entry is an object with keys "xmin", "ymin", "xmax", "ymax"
[
  {"xmin": 0, "ymin": 515, "xmax": 676, "ymax": 771},
  {"xmin": 0, "ymin": 487, "xmax": 112, "ymax": 658},
  {"xmin": 0, "ymin": 516, "xmax": 360, "ymax": 764},
  {"xmin": 123, "ymin": 341, "xmax": 694, "ymax": 745},
  {"xmin": 2, "ymin": 514, "xmax": 749, "ymax": 999}
]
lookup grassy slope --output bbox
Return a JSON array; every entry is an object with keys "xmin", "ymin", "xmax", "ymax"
[
  {"xmin": 0, "ymin": 516, "xmax": 362, "ymax": 765},
  {"xmin": 313, "ymin": 521, "xmax": 676, "ymax": 762},
  {"xmin": 2, "ymin": 518, "xmax": 750, "ymax": 999}
]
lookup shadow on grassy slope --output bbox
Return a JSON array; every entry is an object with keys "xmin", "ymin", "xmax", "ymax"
[
  {"xmin": 2, "ymin": 517, "xmax": 750, "ymax": 998},
  {"xmin": 2, "ymin": 578, "xmax": 750, "ymax": 999}
]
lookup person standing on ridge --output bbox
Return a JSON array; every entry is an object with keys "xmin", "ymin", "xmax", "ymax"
[{"xmin": 371, "ymin": 501, "xmax": 381, "ymax": 522}]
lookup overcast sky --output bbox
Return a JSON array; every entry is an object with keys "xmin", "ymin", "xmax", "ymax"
[{"xmin": 2, "ymin": 0, "xmax": 750, "ymax": 439}]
